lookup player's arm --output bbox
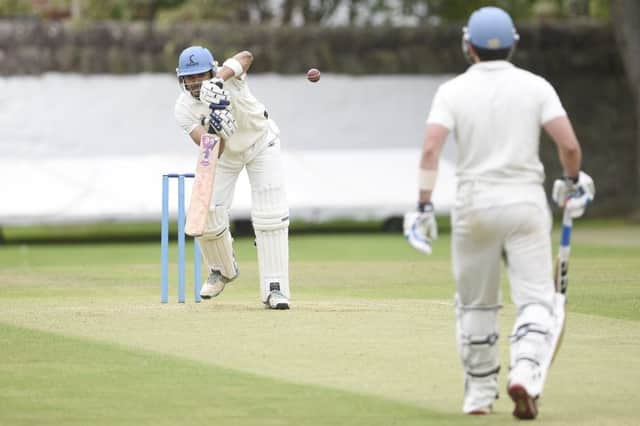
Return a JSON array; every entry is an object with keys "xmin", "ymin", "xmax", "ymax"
[
  {"xmin": 216, "ymin": 51, "xmax": 254, "ymax": 81},
  {"xmin": 175, "ymin": 102, "xmax": 221, "ymax": 147},
  {"xmin": 189, "ymin": 126, "xmax": 208, "ymax": 146},
  {"xmin": 418, "ymin": 123, "xmax": 449, "ymax": 206},
  {"xmin": 198, "ymin": 51, "xmax": 252, "ymax": 142},
  {"xmin": 180, "ymin": 110, "xmax": 232, "ymax": 153},
  {"xmin": 403, "ymin": 123, "xmax": 448, "ymax": 255},
  {"xmin": 196, "ymin": 67, "xmax": 239, "ymax": 145},
  {"xmin": 543, "ymin": 116, "xmax": 581, "ymax": 179},
  {"xmin": 544, "ymin": 116, "xmax": 595, "ymax": 217}
]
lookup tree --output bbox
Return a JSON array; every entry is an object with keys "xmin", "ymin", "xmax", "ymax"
[
  {"xmin": 0, "ymin": 0, "xmax": 32, "ymax": 16},
  {"xmin": 611, "ymin": 0, "xmax": 640, "ymax": 214}
]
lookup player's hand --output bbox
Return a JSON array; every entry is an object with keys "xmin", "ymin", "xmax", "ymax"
[
  {"xmin": 200, "ymin": 78, "xmax": 230, "ymax": 109},
  {"xmin": 208, "ymin": 108, "xmax": 237, "ymax": 140},
  {"xmin": 552, "ymin": 171, "xmax": 595, "ymax": 218},
  {"xmin": 403, "ymin": 202, "xmax": 438, "ymax": 255}
]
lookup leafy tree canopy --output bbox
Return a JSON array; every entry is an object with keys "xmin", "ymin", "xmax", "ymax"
[{"xmin": 1, "ymin": 0, "xmax": 610, "ymax": 24}]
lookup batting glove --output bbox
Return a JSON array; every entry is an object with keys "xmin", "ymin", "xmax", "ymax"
[
  {"xmin": 403, "ymin": 202, "xmax": 438, "ymax": 255},
  {"xmin": 200, "ymin": 78, "xmax": 231, "ymax": 109},
  {"xmin": 552, "ymin": 171, "xmax": 595, "ymax": 218},
  {"xmin": 208, "ymin": 108, "xmax": 237, "ymax": 140}
]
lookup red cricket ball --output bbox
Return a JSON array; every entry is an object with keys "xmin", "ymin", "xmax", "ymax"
[{"xmin": 306, "ymin": 68, "xmax": 321, "ymax": 83}]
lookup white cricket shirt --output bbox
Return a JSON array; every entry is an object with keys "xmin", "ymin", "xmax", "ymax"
[
  {"xmin": 427, "ymin": 60, "xmax": 567, "ymax": 208},
  {"xmin": 174, "ymin": 74, "xmax": 275, "ymax": 152}
]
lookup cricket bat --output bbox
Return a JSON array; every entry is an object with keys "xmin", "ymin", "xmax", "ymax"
[
  {"xmin": 549, "ymin": 207, "xmax": 573, "ymax": 365},
  {"xmin": 185, "ymin": 133, "xmax": 220, "ymax": 237}
]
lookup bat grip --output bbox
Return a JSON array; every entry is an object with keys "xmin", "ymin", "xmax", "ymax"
[{"xmin": 560, "ymin": 208, "xmax": 573, "ymax": 248}]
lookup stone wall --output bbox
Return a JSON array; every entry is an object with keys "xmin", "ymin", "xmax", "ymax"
[{"xmin": 0, "ymin": 19, "xmax": 635, "ymax": 216}]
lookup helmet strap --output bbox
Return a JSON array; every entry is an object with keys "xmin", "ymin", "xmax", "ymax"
[{"xmin": 461, "ymin": 27, "xmax": 475, "ymax": 65}]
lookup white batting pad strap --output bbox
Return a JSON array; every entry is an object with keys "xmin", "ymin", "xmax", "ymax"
[
  {"xmin": 197, "ymin": 206, "xmax": 237, "ymax": 279},
  {"xmin": 455, "ymin": 298, "xmax": 501, "ymax": 378},
  {"xmin": 252, "ymin": 211, "xmax": 290, "ymax": 231},
  {"xmin": 252, "ymin": 209, "xmax": 289, "ymax": 302}
]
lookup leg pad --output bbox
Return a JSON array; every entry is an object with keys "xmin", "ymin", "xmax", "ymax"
[{"xmin": 198, "ymin": 206, "xmax": 238, "ymax": 280}]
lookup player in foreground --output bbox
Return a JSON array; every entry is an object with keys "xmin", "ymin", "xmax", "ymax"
[
  {"xmin": 174, "ymin": 45, "xmax": 290, "ymax": 310},
  {"xmin": 403, "ymin": 7, "xmax": 594, "ymax": 419}
]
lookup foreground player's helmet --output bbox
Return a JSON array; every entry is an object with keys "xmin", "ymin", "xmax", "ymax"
[
  {"xmin": 176, "ymin": 46, "xmax": 217, "ymax": 98},
  {"xmin": 462, "ymin": 7, "xmax": 519, "ymax": 62}
]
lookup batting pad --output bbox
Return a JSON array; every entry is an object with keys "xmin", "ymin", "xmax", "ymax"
[
  {"xmin": 198, "ymin": 206, "xmax": 237, "ymax": 279},
  {"xmin": 252, "ymin": 209, "xmax": 290, "ymax": 303},
  {"xmin": 455, "ymin": 300, "xmax": 501, "ymax": 378},
  {"xmin": 509, "ymin": 303, "xmax": 554, "ymax": 397}
]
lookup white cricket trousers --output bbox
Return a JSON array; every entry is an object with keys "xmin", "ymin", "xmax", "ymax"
[
  {"xmin": 212, "ymin": 127, "xmax": 286, "ymax": 210},
  {"xmin": 451, "ymin": 197, "xmax": 555, "ymax": 311}
]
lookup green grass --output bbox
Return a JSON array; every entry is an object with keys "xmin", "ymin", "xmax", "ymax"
[
  {"xmin": 0, "ymin": 323, "xmax": 447, "ymax": 426},
  {"xmin": 0, "ymin": 223, "xmax": 639, "ymax": 425}
]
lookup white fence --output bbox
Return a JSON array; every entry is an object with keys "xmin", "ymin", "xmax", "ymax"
[{"xmin": 0, "ymin": 73, "xmax": 456, "ymax": 226}]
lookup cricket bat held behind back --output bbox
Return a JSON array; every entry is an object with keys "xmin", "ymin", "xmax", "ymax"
[{"xmin": 185, "ymin": 133, "xmax": 220, "ymax": 237}]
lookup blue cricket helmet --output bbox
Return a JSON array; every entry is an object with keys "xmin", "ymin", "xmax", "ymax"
[
  {"xmin": 465, "ymin": 7, "xmax": 519, "ymax": 49},
  {"xmin": 176, "ymin": 46, "xmax": 216, "ymax": 77}
]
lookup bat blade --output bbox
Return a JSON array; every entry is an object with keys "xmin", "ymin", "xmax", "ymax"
[{"xmin": 185, "ymin": 133, "xmax": 220, "ymax": 237}]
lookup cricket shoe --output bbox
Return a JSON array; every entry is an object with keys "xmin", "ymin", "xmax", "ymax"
[
  {"xmin": 200, "ymin": 266, "xmax": 238, "ymax": 299},
  {"xmin": 508, "ymin": 361, "xmax": 541, "ymax": 420},
  {"xmin": 508, "ymin": 384, "xmax": 538, "ymax": 420},
  {"xmin": 265, "ymin": 289, "xmax": 290, "ymax": 310}
]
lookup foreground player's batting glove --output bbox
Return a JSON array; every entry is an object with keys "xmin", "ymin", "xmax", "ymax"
[
  {"xmin": 403, "ymin": 202, "xmax": 438, "ymax": 255},
  {"xmin": 552, "ymin": 171, "xmax": 595, "ymax": 218},
  {"xmin": 208, "ymin": 108, "xmax": 237, "ymax": 140},
  {"xmin": 200, "ymin": 78, "xmax": 231, "ymax": 109}
]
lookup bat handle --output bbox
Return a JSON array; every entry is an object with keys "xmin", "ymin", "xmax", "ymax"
[{"xmin": 560, "ymin": 207, "xmax": 573, "ymax": 249}]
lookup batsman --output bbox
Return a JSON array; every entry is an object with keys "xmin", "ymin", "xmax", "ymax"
[
  {"xmin": 404, "ymin": 7, "xmax": 595, "ymax": 419},
  {"xmin": 174, "ymin": 45, "xmax": 291, "ymax": 310}
]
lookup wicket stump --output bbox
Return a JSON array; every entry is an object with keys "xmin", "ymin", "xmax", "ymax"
[{"xmin": 161, "ymin": 173, "xmax": 202, "ymax": 303}]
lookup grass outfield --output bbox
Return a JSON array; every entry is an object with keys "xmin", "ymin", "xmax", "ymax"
[{"xmin": 0, "ymin": 223, "xmax": 639, "ymax": 425}]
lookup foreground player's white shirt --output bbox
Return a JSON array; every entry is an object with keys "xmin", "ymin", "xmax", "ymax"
[
  {"xmin": 174, "ymin": 74, "xmax": 274, "ymax": 152},
  {"xmin": 427, "ymin": 61, "xmax": 566, "ymax": 206}
]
